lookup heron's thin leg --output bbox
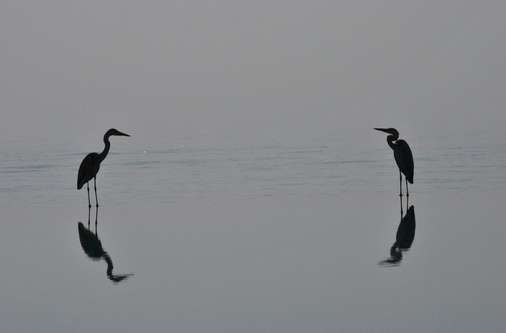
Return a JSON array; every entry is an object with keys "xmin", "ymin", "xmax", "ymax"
[
  {"xmin": 87, "ymin": 183, "xmax": 91, "ymax": 208},
  {"xmin": 400, "ymin": 194, "xmax": 403, "ymax": 217},
  {"xmin": 87, "ymin": 205, "xmax": 91, "ymax": 228},
  {"xmin": 95, "ymin": 205, "xmax": 99, "ymax": 235},
  {"xmin": 399, "ymin": 171, "xmax": 403, "ymax": 197},
  {"xmin": 94, "ymin": 177, "xmax": 99, "ymax": 207},
  {"xmin": 406, "ymin": 179, "xmax": 409, "ymax": 197}
]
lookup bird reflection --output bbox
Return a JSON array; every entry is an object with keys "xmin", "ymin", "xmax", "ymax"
[
  {"xmin": 379, "ymin": 196, "xmax": 416, "ymax": 266},
  {"xmin": 78, "ymin": 207, "xmax": 133, "ymax": 283}
]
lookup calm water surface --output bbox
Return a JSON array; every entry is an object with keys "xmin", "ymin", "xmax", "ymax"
[{"xmin": 1, "ymin": 133, "xmax": 505, "ymax": 332}]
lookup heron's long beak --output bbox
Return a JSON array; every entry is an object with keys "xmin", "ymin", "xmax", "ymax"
[
  {"xmin": 109, "ymin": 273, "xmax": 134, "ymax": 283},
  {"xmin": 116, "ymin": 131, "xmax": 130, "ymax": 137},
  {"xmin": 374, "ymin": 128, "xmax": 391, "ymax": 134}
]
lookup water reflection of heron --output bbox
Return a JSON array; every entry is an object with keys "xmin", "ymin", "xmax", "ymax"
[
  {"xmin": 379, "ymin": 196, "xmax": 416, "ymax": 266},
  {"xmin": 77, "ymin": 129, "xmax": 130, "ymax": 207},
  {"xmin": 374, "ymin": 128, "xmax": 414, "ymax": 197},
  {"xmin": 78, "ymin": 207, "xmax": 133, "ymax": 283}
]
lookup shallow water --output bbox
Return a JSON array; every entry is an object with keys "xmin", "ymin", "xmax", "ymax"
[{"xmin": 1, "ymin": 133, "xmax": 505, "ymax": 332}]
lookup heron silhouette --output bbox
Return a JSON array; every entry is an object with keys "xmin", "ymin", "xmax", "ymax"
[
  {"xmin": 78, "ymin": 207, "xmax": 133, "ymax": 283},
  {"xmin": 375, "ymin": 128, "xmax": 414, "ymax": 197},
  {"xmin": 77, "ymin": 129, "xmax": 130, "ymax": 207},
  {"xmin": 379, "ymin": 196, "xmax": 416, "ymax": 266}
]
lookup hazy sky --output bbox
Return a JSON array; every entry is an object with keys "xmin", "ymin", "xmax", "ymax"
[{"xmin": 1, "ymin": 1, "xmax": 506, "ymax": 147}]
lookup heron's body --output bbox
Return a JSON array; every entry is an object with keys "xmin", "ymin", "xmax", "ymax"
[
  {"xmin": 375, "ymin": 128, "xmax": 414, "ymax": 196},
  {"xmin": 77, "ymin": 153, "xmax": 102, "ymax": 190},
  {"xmin": 77, "ymin": 129, "xmax": 129, "ymax": 206},
  {"xmin": 78, "ymin": 222, "xmax": 104, "ymax": 259},
  {"xmin": 395, "ymin": 205, "xmax": 416, "ymax": 250},
  {"xmin": 392, "ymin": 139, "xmax": 414, "ymax": 184}
]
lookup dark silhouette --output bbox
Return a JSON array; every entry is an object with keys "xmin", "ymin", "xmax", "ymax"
[
  {"xmin": 77, "ymin": 128, "xmax": 130, "ymax": 207},
  {"xmin": 379, "ymin": 196, "xmax": 416, "ymax": 266},
  {"xmin": 78, "ymin": 207, "xmax": 133, "ymax": 283},
  {"xmin": 375, "ymin": 128, "xmax": 414, "ymax": 196},
  {"xmin": 381, "ymin": 244, "xmax": 403, "ymax": 266}
]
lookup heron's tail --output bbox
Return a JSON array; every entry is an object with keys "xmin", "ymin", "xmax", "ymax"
[{"xmin": 405, "ymin": 172, "xmax": 413, "ymax": 184}]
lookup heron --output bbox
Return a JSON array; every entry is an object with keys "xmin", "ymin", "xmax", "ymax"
[
  {"xmin": 78, "ymin": 208, "xmax": 133, "ymax": 283},
  {"xmin": 375, "ymin": 128, "xmax": 414, "ymax": 197},
  {"xmin": 77, "ymin": 128, "xmax": 130, "ymax": 207}
]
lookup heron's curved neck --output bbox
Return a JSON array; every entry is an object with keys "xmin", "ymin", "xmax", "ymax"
[
  {"xmin": 103, "ymin": 252, "xmax": 114, "ymax": 276},
  {"xmin": 98, "ymin": 134, "xmax": 111, "ymax": 162},
  {"xmin": 387, "ymin": 135, "xmax": 398, "ymax": 150},
  {"xmin": 103, "ymin": 252, "xmax": 132, "ymax": 282}
]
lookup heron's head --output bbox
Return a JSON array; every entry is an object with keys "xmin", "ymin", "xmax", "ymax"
[
  {"xmin": 105, "ymin": 128, "xmax": 130, "ymax": 138},
  {"xmin": 374, "ymin": 128, "xmax": 399, "ymax": 139}
]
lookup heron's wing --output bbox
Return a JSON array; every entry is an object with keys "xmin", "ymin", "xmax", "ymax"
[
  {"xmin": 77, "ymin": 153, "xmax": 100, "ymax": 189},
  {"xmin": 394, "ymin": 140, "xmax": 414, "ymax": 183}
]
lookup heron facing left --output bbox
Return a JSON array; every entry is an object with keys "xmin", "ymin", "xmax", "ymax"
[
  {"xmin": 77, "ymin": 128, "xmax": 130, "ymax": 207},
  {"xmin": 375, "ymin": 128, "xmax": 414, "ymax": 197}
]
